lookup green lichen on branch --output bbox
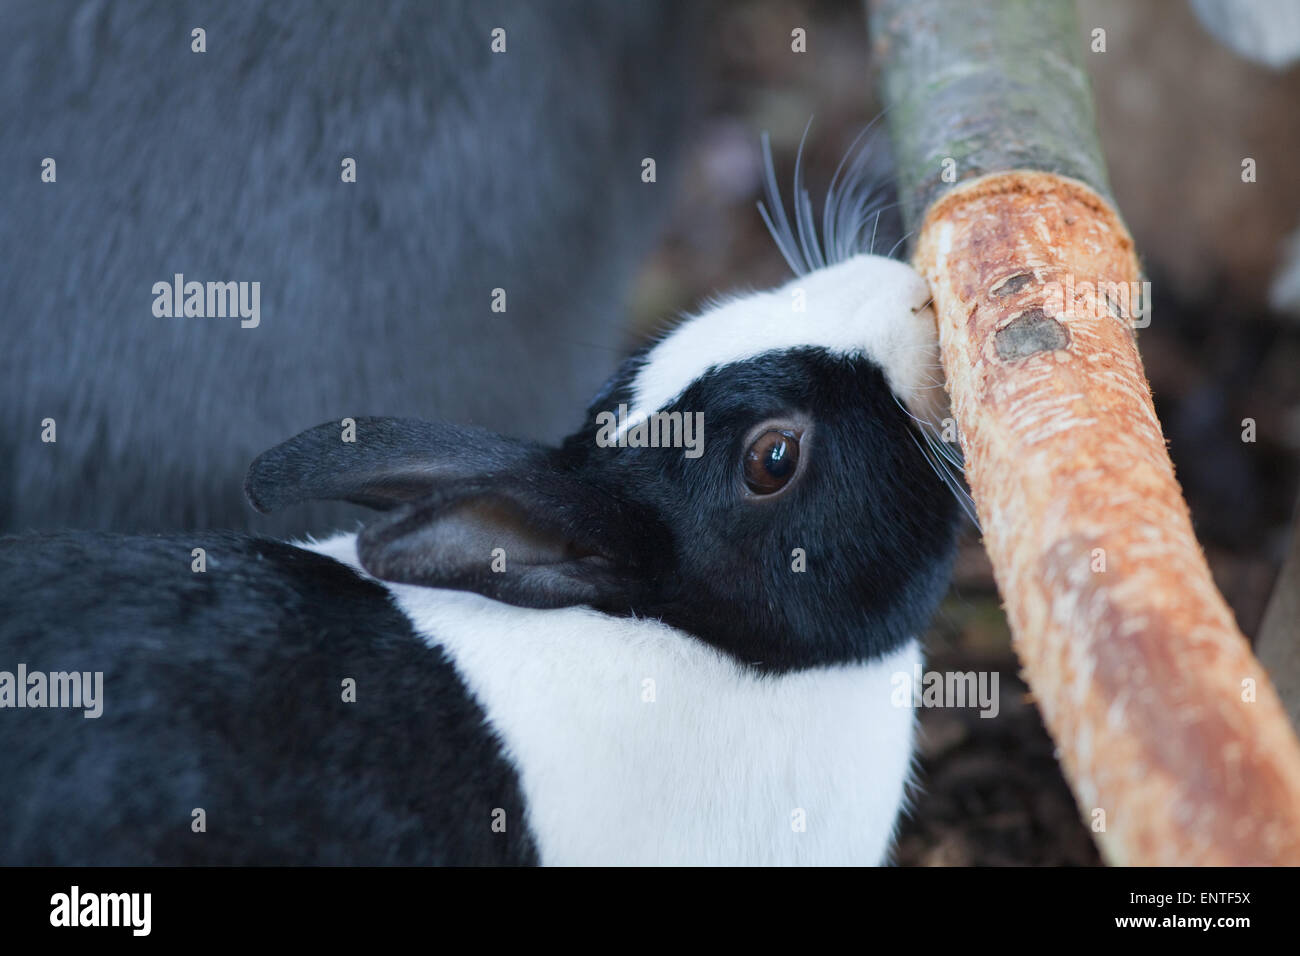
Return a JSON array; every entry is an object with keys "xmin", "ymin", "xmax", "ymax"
[{"xmin": 868, "ymin": 0, "xmax": 1113, "ymax": 234}]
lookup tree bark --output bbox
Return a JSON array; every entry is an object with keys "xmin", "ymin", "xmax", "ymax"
[{"xmin": 870, "ymin": 0, "xmax": 1300, "ymax": 865}]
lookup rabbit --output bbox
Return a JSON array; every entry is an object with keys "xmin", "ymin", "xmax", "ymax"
[
  {"xmin": 0, "ymin": 242, "xmax": 961, "ymax": 865},
  {"xmin": 0, "ymin": 0, "xmax": 696, "ymax": 534}
]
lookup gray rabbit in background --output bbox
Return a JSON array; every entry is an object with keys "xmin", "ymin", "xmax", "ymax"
[{"xmin": 0, "ymin": 0, "xmax": 696, "ymax": 534}]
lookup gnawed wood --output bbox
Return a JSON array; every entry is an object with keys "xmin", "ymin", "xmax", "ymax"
[{"xmin": 912, "ymin": 169, "xmax": 1300, "ymax": 865}]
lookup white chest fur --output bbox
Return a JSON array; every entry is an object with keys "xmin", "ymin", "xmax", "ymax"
[{"xmin": 306, "ymin": 534, "xmax": 919, "ymax": 866}]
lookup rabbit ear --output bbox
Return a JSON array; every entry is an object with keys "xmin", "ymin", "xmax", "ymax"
[
  {"xmin": 356, "ymin": 468, "xmax": 672, "ymax": 612},
  {"xmin": 245, "ymin": 417, "xmax": 544, "ymax": 514}
]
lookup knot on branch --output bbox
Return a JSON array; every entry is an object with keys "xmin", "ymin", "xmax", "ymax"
[{"xmin": 995, "ymin": 308, "xmax": 1069, "ymax": 360}]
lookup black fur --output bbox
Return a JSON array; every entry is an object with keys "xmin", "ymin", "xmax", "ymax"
[
  {"xmin": 0, "ymin": 532, "xmax": 537, "ymax": 865},
  {"xmin": 255, "ymin": 349, "xmax": 960, "ymax": 672},
  {"xmin": 0, "ymin": 337, "xmax": 959, "ymax": 865},
  {"xmin": 566, "ymin": 349, "xmax": 960, "ymax": 671},
  {"xmin": 0, "ymin": 0, "xmax": 695, "ymax": 534}
]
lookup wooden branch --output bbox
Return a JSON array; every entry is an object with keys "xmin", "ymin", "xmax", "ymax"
[{"xmin": 870, "ymin": 0, "xmax": 1300, "ymax": 865}]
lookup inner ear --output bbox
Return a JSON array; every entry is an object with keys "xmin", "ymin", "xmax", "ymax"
[
  {"xmin": 392, "ymin": 497, "xmax": 606, "ymax": 571},
  {"xmin": 356, "ymin": 479, "xmax": 669, "ymax": 612}
]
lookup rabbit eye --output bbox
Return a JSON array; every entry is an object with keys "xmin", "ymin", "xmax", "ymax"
[{"xmin": 743, "ymin": 428, "xmax": 802, "ymax": 496}]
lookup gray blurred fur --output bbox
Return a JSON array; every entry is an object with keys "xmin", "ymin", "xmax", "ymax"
[{"xmin": 0, "ymin": 0, "xmax": 695, "ymax": 533}]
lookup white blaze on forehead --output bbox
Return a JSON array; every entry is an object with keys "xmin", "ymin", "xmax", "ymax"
[{"xmin": 622, "ymin": 255, "xmax": 942, "ymax": 433}]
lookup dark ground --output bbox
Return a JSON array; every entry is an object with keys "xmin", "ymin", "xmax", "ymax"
[{"xmin": 628, "ymin": 0, "xmax": 1300, "ymax": 865}]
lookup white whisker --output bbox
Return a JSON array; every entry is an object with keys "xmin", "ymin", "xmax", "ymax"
[{"xmin": 755, "ymin": 118, "xmax": 971, "ymax": 524}]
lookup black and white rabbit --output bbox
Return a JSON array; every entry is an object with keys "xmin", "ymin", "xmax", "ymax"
[
  {"xmin": 0, "ymin": 244, "xmax": 960, "ymax": 865},
  {"xmin": 0, "ymin": 121, "xmax": 964, "ymax": 864}
]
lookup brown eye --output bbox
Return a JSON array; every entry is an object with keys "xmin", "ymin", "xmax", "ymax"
[{"xmin": 743, "ymin": 429, "xmax": 802, "ymax": 495}]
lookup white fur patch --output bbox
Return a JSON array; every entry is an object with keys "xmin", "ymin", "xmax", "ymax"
[
  {"xmin": 621, "ymin": 254, "xmax": 941, "ymax": 436},
  {"xmin": 305, "ymin": 533, "xmax": 919, "ymax": 866}
]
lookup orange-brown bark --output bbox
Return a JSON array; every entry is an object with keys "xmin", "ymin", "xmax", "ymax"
[{"xmin": 914, "ymin": 170, "xmax": 1300, "ymax": 865}]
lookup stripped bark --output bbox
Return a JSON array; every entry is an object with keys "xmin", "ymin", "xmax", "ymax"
[{"xmin": 870, "ymin": 0, "xmax": 1300, "ymax": 864}]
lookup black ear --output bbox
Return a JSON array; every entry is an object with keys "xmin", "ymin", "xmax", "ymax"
[
  {"xmin": 356, "ymin": 470, "xmax": 672, "ymax": 612},
  {"xmin": 245, "ymin": 417, "xmax": 542, "ymax": 514}
]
